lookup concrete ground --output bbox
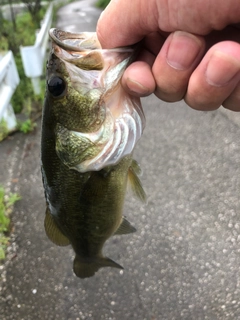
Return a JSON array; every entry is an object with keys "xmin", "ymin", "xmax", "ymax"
[{"xmin": 1, "ymin": 1, "xmax": 240, "ymax": 319}]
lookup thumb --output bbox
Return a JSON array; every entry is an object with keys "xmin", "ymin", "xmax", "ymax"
[{"xmin": 96, "ymin": 0, "xmax": 157, "ymax": 48}]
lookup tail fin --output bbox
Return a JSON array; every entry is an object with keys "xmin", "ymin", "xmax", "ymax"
[{"xmin": 73, "ymin": 255, "xmax": 123, "ymax": 279}]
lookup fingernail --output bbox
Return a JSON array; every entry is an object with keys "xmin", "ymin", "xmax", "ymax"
[
  {"xmin": 206, "ymin": 52, "xmax": 240, "ymax": 86},
  {"xmin": 126, "ymin": 78, "xmax": 150, "ymax": 95},
  {"xmin": 167, "ymin": 31, "xmax": 203, "ymax": 70}
]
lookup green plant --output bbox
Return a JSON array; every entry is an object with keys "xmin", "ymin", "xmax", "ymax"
[
  {"xmin": 0, "ymin": 119, "xmax": 9, "ymax": 142},
  {"xmin": 95, "ymin": 0, "xmax": 111, "ymax": 9},
  {"xmin": 11, "ymin": 54, "xmax": 35, "ymax": 114},
  {"xmin": 16, "ymin": 8, "xmax": 46, "ymax": 46},
  {"xmin": 0, "ymin": 188, "xmax": 10, "ymax": 233},
  {"xmin": 0, "ymin": 186, "xmax": 21, "ymax": 261},
  {"xmin": 0, "ymin": 6, "xmax": 46, "ymax": 121},
  {"xmin": 18, "ymin": 119, "xmax": 37, "ymax": 133},
  {"xmin": 7, "ymin": 192, "xmax": 22, "ymax": 207},
  {"xmin": 0, "ymin": 236, "xmax": 9, "ymax": 260}
]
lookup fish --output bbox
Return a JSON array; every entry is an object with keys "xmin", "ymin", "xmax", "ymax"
[{"xmin": 41, "ymin": 28, "xmax": 146, "ymax": 279}]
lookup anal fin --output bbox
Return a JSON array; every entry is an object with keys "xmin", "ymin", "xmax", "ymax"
[
  {"xmin": 44, "ymin": 207, "xmax": 70, "ymax": 246},
  {"xmin": 114, "ymin": 217, "xmax": 136, "ymax": 235}
]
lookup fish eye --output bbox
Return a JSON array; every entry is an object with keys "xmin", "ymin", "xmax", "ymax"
[{"xmin": 48, "ymin": 76, "xmax": 66, "ymax": 97}]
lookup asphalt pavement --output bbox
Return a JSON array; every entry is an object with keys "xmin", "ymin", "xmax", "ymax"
[{"xmin": 1, "ymin": 1, "xmax": 240, "ymax": 319}]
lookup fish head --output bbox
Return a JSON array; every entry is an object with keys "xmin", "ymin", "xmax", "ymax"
[
  {"xmin": 46, "ymin": 30, "xmax": 106, "ymax": 133},
  {"xmin": 45, "ymin": 28, "xmax": 145, "ymax": 172}
]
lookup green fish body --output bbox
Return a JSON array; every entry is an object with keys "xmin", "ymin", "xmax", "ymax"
[{"xmin": 41, "ymin": 29, "xmax": 146, "ymax": 278}]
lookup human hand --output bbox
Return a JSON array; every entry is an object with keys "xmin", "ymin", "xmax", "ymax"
[{"xmin": 96, "ymin": 0, "xmax": 240, "ymax": 111}]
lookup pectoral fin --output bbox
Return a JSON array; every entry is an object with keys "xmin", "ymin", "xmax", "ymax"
[
  {"xmin": 44, "ymin": 207, "xmax": 70, "ymax": 246},
  {"xmin": 131, "ymin": 159, "xmax": 142, "ymax": 175},
  {"xmin": 128, "ymin": 161, "xmax": 147, "ymax": 203},
  {"xmin": 114, "ymin": 217, "xmax": 136, "ymax": 235}
]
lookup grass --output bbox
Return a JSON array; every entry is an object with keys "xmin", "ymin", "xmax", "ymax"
[
  {"xmin": 95, "ymin": 0, "xmax": 111, "ymax": 9},
  {"xmin": 0, "ymin": 119, "xmax": 9, "ymax": 142},
  {"xmin": 0, "ymin": 186, "xmax": 21, "ymax": 261}
]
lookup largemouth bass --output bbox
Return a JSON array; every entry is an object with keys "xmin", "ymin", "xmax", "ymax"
[{"xmin": 41, "ymin": 28, "xmax": 146, "ymax": 278}]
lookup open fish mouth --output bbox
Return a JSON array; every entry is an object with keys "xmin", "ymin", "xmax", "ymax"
[
  {"xmin": 49, "ymin": 28, "xmax": 145, "ymax": 172},
  {"xmin": 49, "ymin": 28, "xmax": 102, "ymax": 52}
]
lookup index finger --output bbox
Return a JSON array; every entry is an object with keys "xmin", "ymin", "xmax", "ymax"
[{"xmin": 96, "ymin": 0, "xmax": 158, "ymax": 48}]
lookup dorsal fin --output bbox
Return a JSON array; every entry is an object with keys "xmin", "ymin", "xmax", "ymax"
[
  {"xmin": 114, "ymin": 217, "xmax": 136, "ymax": 235},
  {"xmin": 44, "ymin": 207, "xmax": 70, "ymax": 246}
]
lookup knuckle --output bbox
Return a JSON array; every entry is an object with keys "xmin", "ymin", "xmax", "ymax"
[{"xmin": 155, "ymin": 81, "xmax": 186, "ymax": 102}]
